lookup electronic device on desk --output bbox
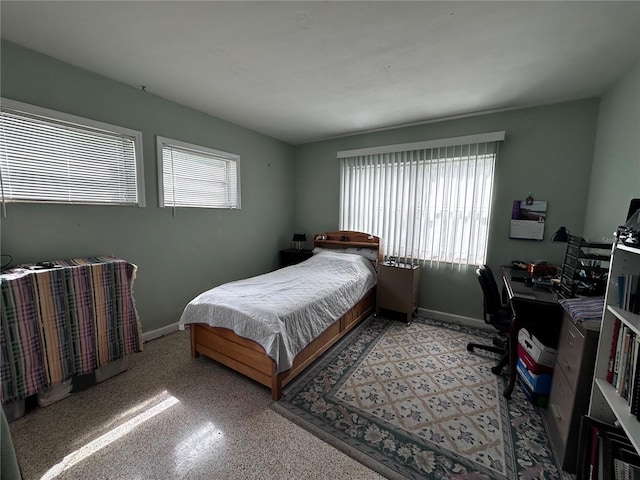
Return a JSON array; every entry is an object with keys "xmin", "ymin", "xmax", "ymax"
[
  {"xmin": 510, "ymin": 269, "xmax": 531, "ymax": 282},
  {"xmin": 512, "ymin": 260, "xmax": 528, "ymax": 270},
  {"xmin": 532, "ymin": 277, "xmax": 554, "ymax": 289},
  {"xmin": 528, "ymin": 261, "xmax": 557, "ymax": 276}
]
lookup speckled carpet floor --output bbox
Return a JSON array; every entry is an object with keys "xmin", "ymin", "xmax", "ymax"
[
  {"xmin": 8, "ymin": 329, "xmax": 384, "ymax": 480},
  {"xmin": 273, "ymin": 316, "xmax": 570, "ymax": 480}
]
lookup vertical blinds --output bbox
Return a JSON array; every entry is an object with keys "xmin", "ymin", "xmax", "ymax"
[
  {"xmin": 160, "ymin": 141, "xmax": 239, "ymax": 209},
  {"xmin": 0, "ymin": 104, "xmax": 142, "ymax": 206},
  {"xmin": 339, "ymin": 133, "xmax": 503, "ymax": 268}
]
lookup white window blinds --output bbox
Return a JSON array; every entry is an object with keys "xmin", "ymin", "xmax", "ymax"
[
  {"xmin": 338, "ymin": 132, "xmax": 504, "ymax": 268},
  {"xmin": 0, "ymin": 98, "xmax": 144, "ymax": 207},
  {"xmin": 157, "ymin": 137, "xmax": 240, "ymax": 209}
]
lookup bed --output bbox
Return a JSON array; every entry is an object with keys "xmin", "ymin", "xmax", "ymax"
[{"xmin": 179, "ymin": 231, "xmax": 382, "ymax": 400}]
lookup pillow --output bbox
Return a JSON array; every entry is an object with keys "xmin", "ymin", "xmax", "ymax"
[{"xmin": 313, "ymin": 246, "xmax": 378, "ymax": 262}]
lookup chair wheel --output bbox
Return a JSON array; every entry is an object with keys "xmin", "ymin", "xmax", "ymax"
[
  {"xmin": 490, "ymin": 365, "xmax": 502, "ymax": 375},
  {"xmin": 466, "ymin": 345, "xmax": 474, "ymax": 352}
]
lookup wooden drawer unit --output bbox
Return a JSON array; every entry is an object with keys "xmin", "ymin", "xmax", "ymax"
[
  {"xmin": 545, "ymin": 312, "xmax": 599, "ymax": 474},
  {"xmin": 376, "ymin": 262, "xmax": 420, "ymax": 324}
]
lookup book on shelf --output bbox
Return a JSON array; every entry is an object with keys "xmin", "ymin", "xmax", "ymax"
[
  {"xmin": 605, "ymin": 319, "xmax": 640, "ymax": 420},
  {"xmin": 613, "ymin": 325, "xmax": 627, "ymax": 387},
  {"xmin": 614, "ymin": 456, "xmax": 640, "ymax": 480},
  {"xmin": 618, "ymin": 274, "xmax": 640, "ymax": 314},
  {"xmin": 607, "ymin": 434, "xmax": 640, "ymax": 480},
  {"xmin": 626, "ymin": 336, "xmax": 640, "ymax": 403},
  {"xmin": 631, "ymin": 338, "xmax": 640, "ymax": 419},
  {"xmin": 630, "ymin": 274, "xmax": 640, "ymax": 313},
  {"xmin": 577, "ymin": 416, "xmax": 640, "ymax": 480},
  {"xmin": 590, "ymin": 424, "xmax": 600, "ymax": 480},
  {"xmin": 607, "ymin": 323, "xmax": 640, "ymax": 412},
  {"xmin": 617, "ymin": 329, "xmax": 632, "ymax": 395},
  {"xmin": 609, "ymin": 318, "xmax": 623, "ymax": 384}
]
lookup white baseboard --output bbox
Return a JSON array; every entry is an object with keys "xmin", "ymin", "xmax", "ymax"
[
  {"xmin": 142, "ymin": 322, "xmax": 180, "ymax": 343},
  {"xmin": 142, "ymin": 311, "xmax": 491, "ymax": 343},
  {"xmin": 417, "ymin": 307, "xmax": 494, "ymax": 331}
]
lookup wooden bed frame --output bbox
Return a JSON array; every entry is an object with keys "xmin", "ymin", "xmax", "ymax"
[{"xmin": 189, "ymin": 231, "xmax": 382, "ymax": 400}]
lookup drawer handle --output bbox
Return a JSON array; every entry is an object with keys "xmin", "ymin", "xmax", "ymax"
[
  {"xmin": 567, "ymin": 331, "xmax": 575, "ymax": 347},
  {"xmin": 563, "ymin": 360, "xmax": 571, "ymax": 371},
  {"xmin": 551, "ymin": 404, "xmax": 562, "ymax": 420}
]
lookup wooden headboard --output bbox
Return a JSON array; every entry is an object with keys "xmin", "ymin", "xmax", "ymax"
[{"xmin": 313, "ymin": 230, "xmax": 383, "ymax": 268}]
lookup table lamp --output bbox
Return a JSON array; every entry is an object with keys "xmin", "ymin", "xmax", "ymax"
[
  {"xmin": 292, "ymin": 233, "xmax": 306, "ymax": 251},
  {"xmin": 550, "ymin": 226, "xmax": 569, "ymax": 243}
]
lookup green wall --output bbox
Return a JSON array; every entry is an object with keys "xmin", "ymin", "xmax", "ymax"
[
  {"xmin": 2, "ymin": 38, "xmax": 635, "ymax": 328},
  {"xmin": 0, "ymin": 40, "xmax": 295, "ymax": 334},
  {"xmin": 584, "ymin": 63, "xmax": 640, "ymax": 241},
  {"xmin": 293, "ymin": 100, "xmax": 601, "ymax": 320}
]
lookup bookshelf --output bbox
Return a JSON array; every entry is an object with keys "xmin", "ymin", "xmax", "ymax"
[{"xmin": 588, "ymin": 243, "xmax": 640, "ymax": 456}]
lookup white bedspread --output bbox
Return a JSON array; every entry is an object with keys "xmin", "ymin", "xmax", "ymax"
[{"xmin": 178, "ymin": 250, "xmax": 377, "ymax": 373}]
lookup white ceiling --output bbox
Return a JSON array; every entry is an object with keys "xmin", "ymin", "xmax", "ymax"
[{"xmin": 2, "ymin": 1, "xmax": 639, "ymax": 145}]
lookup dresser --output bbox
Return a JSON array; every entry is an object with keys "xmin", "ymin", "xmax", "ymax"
[
  {"xmin": 545, "ymin": 312, "xmax": 599, "ymax": 473},
  {"xmin": 0, "ymin": 257, "xmax": 142, "ymax": 416},
  {"xmin": 376, "ymin": 262, "xmax": 420, "ymax": 324}
]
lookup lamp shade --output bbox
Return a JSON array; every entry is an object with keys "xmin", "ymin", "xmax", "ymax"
[
  {"xmin": 550, "ymin": 226, "xmax": 569, "ymax": 243},
  {"xmin": 292, "ymin": 233, "xmax": 306, "ymax": 242}
]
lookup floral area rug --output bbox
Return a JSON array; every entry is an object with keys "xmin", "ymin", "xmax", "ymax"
[{"xmin": 272, "ymin": 315, "xmax": 568, "ymax": 479}]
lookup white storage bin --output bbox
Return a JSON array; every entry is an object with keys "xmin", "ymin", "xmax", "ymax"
[
  {"xmin": 37, "ymin": 379, "xmax": 72, "ymax": 407},
  {"xmin": 2, "ymin": 399, "xmax": 25, "ymax": 422},
  {"xmin": 95, "ymin": 356, "xmax": 129, "ymax": 383},
  {"xmin": 518, "ymin": 328, "xmax": 558, "ymax": 368}
]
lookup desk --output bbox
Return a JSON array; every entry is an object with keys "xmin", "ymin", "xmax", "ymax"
[{"xmin": 500, "ymin": 266, "xmax": 563, "ymax": 398}]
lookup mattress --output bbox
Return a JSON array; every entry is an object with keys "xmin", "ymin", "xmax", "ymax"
[{"xmin": 178, "ymin": 250, "xmax": 377, "ymax": 373}]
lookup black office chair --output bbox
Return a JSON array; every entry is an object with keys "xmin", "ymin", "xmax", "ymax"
[{"xmin": 467, "ymin": 265, "xmax": 513, "ymax": 375}]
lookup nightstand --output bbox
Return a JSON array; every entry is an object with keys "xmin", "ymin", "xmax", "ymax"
[
  {"xmin": 279, "ymin": 249, "xmax": 313, "ymax": 268},
  {"xmin": 376, "ymin": 261, "xmax": 420, "ymax": 324},
  {"xmin": 545, "ymin": 312, "xmax": 599, "ymax": 474}
]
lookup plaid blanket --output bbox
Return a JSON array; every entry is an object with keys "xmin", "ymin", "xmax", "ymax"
[
  {"xmin": 558, "ymin": 296, "xmax": 605, "ymax": 323},
  {"xmin": 0, "ymin": 257, "xmax": 142, "ymax": 403}
]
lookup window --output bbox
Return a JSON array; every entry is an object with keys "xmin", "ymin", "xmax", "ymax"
[
  {"xmin": 0, "ymin": 98, "xmax": 144, "ymax": 207},
  {"xmin": 338, "ymin": 132, "xmax": 504, "ymax": 267},
  {"xmin": 157, "ymin": 137, "xmax": 240, "ymax": 209}
]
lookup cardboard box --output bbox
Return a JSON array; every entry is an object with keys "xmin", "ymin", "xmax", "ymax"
[
  {"xmin": 518, "ymin": 328, "xmax": 558, "ymax": 368},
  {"xmin": 2, "ymin": 399, "xmax": 25, "ymax": 422},
  {"xmin": 517, "ymin": 358, "xmax": 553, "ymax": 396},
  {"xmin": 95, "ymin": 356, "xmax": 128, "ymax": 383},
  {"xmin": 517, "ymin": 344, "xmax": 554, "ymax": 375},
  {"xmin": 517, "ymin": 374, "xmax": 549, "ymax": 408},
  {"xmin": 37, "ymin": 379, "xmax": 72, "ymax": 407}
]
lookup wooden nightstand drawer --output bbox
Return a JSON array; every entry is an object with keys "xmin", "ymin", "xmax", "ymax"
[
  {"xmin": 280, "ymin": 249, "xmax": 313, "ymax": 268},
  {"xmin": 555, "ymin": 315, "xmax": 586, "ymax": 392},
  {"xmin": 376, "ymin": 262, "xmax": 420, "ymax": 324}
]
